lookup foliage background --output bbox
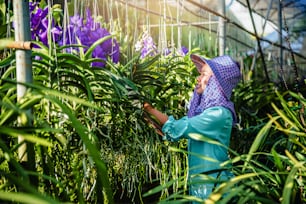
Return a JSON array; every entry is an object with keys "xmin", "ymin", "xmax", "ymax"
[{"xmin": 0, "ymin": 0, "xmax": 306, "ymax": 204}]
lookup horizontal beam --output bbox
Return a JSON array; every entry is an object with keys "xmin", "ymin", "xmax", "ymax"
[
  {"xmin": 144, "ymin": 21, "xmax": 219, "ymax": 27},
  {"xmin": 0, "ymin": 40, "xmax": 33, "ymax": 50}
]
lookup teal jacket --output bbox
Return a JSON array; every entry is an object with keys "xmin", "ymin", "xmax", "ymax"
[{"xmin": 162, "ymin": 106, "xmax": 233, "ymax": 175}]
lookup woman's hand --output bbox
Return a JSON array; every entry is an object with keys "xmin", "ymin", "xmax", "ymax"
[
  {"xmin": 143, "ymin": 102, "xmax": 153, "ymax": 112},
  {"xmin": 142, "ymin": 102, "xmax": 168, "ymax": 125}
]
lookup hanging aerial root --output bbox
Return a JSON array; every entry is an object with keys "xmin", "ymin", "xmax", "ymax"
[{"xmin": 0, "ymin": 39, "xmax": 33, "ymax": 50}]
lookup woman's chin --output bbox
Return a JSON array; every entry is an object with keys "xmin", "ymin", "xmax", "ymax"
[{"xmin": 196, "ymin": 88, "xmax": 204, "ymax": 94}]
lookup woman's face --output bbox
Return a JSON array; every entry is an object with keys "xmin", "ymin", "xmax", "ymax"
[{"xmin": 196, "ymin": 63, "xmax": 213, "ymax": 94}]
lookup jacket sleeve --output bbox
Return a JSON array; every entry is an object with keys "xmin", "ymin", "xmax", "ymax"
[
  {"xmin": 162, "ymin": 115, "xmax": 189, "ymax": 142},
  {"xmin": 161, "ymin": 106, "xmax": 233, "ymax": 143}
]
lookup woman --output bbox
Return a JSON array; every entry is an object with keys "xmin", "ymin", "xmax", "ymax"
[{"xmin": 143, "ymin": 54, "xmax": 241, "ymax": 201}]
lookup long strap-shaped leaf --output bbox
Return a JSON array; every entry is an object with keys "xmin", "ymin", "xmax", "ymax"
[{"xmin": 45, "ymin": 95, "xmax": 114, "ymax": 204}]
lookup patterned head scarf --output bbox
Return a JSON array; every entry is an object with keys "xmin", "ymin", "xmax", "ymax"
[{"xmin": 187, "ymin": 55, "xmax": 241, "ymax": 123}]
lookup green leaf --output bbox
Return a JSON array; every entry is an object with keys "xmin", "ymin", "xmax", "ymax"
[
  {"xmin": 271, "ymin": 148, "xmax": 285, "ymax": 171},
  {"xmin": 281, "ymin": 165, "xmax": 298, "ymax": 204},
  {"xmin": 45, "ymin": 95, "xmax": 114, "ymax": 203},
  {"xmin": 135, "ymin": 54, "xmax": 160, "ymax": 70},
  {"xmin": 0, "ymin": 54, "xmax": 15, "ymax": 68},
  {"xmin": 243, "ymin": 117, "xmax": 276, "ymax": 171},
  {"xmin": 57, "ymin": 53, "xmax": 87, "ymax": 67},
  {"xmin": 0, "ymin": 127, "xmax": 52, "ymax": 147},
  {"xmin": 271, "ymin": 102, "xmax": 300, "ymax": 131},
  {"xmin": 0, "ymin": 191, "xmax": 62, "ymax": 204}
]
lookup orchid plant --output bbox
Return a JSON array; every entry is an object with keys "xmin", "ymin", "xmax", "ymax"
[
  {"xmin": 61, "ymin": 8, "xmax": 120, "ymax": 67},
  {"xmin": 29, "ymin": 2, "xmax": 62, "ymax": 47},
  {"xmin": 135, "ymin": 30, "xmax": 189, "ymax": 58},
  {"xmin": 29, "ymin": 2, "xmax": 120, "ymax": 67}
]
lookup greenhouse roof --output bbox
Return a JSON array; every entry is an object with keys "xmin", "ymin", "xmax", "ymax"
[
  {"xmin": 233, "ymin": 0, "xmax": 306, "ymax": 31},
  {"xmin": 228, "ymin": 0, "xmax": 306, "ymax": 52},
  {"xmin": 122, "ymin": 0, "xmax": 306, "ymax": 58},
  {"xmin": 181, "ymin": 0, "xmax": 306, "ymax": 54}
]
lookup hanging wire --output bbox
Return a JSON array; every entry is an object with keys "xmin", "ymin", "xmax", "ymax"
[
  {"xmin": 74, "ymin": 0, "xmax": 79, "ymax": 17},
  {"xmin": 162, "ymin": 0, "xmax": 167, "ymax": 52},
  {"xmin": 62, "ymin": 0, "xmax": 73, "ymax": 53},
  {"xmin": 176, "ymin": 0, "xmax": 182, "ymax": 51},
  {"xmin": 208, "ymin": 12, "xmax": 212, "ymax": 53},
  {"xmin": 158, "ymin": 0, "xmax": 167, "ymax": 53},
  {"xmin": 93, "ymin": 0, "xmax": 99, "ymax": 30},
  {"xmin": 133, "ymin": 0, "xmax": 138, "ymax": 57},
  {"xmin": 246, "ymin": 0, "xmax": 269, "ymax": 82},
  {"xmin": 214, "ymin": 27, "xmax": 218, "ymax": 55},
  {"xmin": 5, "ymin": 0, "xmax": 12, "ymax": 58},
  {"xmin": 146, "ymin": 0, "xmax": 150, "ymax": 33},
  {"xmin": 158, "ymin": 1, "xmax": 162, "ymax": 52},
  {"xmin": 188, "ymin": 21, "xmax": 191, "ymax": 52},
  {"xmin": 0, "ymin": 0, "xmax": 12, "ymax": 77},
  {"xmin": 249, "ymin": 0, "xmax": 273, "ymax": 74},
  {"xmin": 47, "ymin": 0, "xmax": 52, "ymax": 55},
  {"xmin": 114, "ymin": 1, "xmax": 121, "ymax": 33},
  {"xmin": 283, "ymin": 11, "xmax": 300, "ymax": 93},
  {"xmin": 168, "ymin": 0, "xmax": 174, "ymax": 54},
  {"xmin": 109, "ymin": 0, "xmax": 114, "ymax": 33},
  {"xmin": 124, "ymin": 0, "xmax": 131, "ymax": 58}
]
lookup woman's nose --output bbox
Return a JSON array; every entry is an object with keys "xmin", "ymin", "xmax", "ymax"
[{"xmin": 197, "ymin": 76, "xmax": 201, "ymax": 82}]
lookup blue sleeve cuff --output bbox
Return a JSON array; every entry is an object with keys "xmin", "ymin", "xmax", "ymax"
[{"xmin": 162, "ymin": 116, "xmax": 188, "ymax": 142}]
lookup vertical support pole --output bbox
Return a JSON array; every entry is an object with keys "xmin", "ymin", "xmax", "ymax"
[
  {"xmin": 218, "ymin": 0, "xmax": 226, "ymax": 56},
  {"xmin": 250, "ymin": 0, "xmax": 273, "ymax": 72},
  {"xmin": 246, "ymin": 0, "xmax": 270, "ymax": 82},
  {"xmin": 13, "ymin": 0, "xmax": 33, "ymax": 162},
  {"xmin": 177, "ymin": 0, "xmax": 182, "ymax": 51},
  {"xmin": 278, "ymin": 0, "xmax": 283, "ymax": 72}
]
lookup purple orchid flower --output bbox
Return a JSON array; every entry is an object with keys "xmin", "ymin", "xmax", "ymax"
[
  {"xmin": 30, "ymin": 3, "xmax": 62, "ymax": 47},
  {"xmin": 63, "ymin": 9, "xmax": 120, "ymax": 67},
  {"xmin": 180, "ymin": 46, "xmax": 189, "ymax": 55},
  {"xmin": 135, "ymin": 32, "xmax": 158, "ymax": 59},
  {"xmin": 29, "ymin": 3, "xmax": 120, "ymax": 67}
]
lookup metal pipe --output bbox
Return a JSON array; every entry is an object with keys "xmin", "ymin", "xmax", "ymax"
[
  {"xmin": 144, "ymin": 21, "xmax": 219, "ymax": 27},
  {"xmin": 278, "ymin": 0, "xmax": 283, "ymax": 72},
  {"xmin": 250, "ymin": 0, "xmax": 273, "ymax": 71},
  {"xmin": 246, "ymin": 0, "xmax": 270, "ymax": 82},
  {"xmin": 13, "ymin": 0, "xmax": 33, "ymax": 162}
]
